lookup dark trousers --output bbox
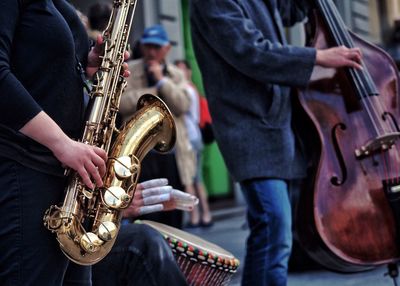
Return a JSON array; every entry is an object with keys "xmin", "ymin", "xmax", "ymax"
[
  {"xmin": 92, "ymin": 223, "xmax": 188, "ymax": 286},
  {"xmin": 0, "ymin": 158, "xmax": 91, "ymax": 286}
]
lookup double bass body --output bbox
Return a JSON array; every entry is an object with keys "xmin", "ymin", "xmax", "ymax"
[{"xmin": 296, "ymin": 0, "xmax": 400, "ymax": 272}]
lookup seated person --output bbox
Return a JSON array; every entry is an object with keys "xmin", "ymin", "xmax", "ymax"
[{"xmin": 91, "ymin": 178, "xmax": 198, "ymax": 286}]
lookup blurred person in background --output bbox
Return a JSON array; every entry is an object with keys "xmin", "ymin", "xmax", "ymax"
[
  {"xmin": 175, "ymin": 59, "xmax": 213, "ymax": 228},
  {"xmin": 87, "ymin": 1, "xmax": 112, "ymax": 41},
  {"xmin": 119, "ymin": 24, "xmax": 196, "ymax": 229}
]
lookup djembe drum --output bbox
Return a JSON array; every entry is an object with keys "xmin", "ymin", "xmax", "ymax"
[{"xmin": 141, "ymin": 220, "xmax": 239, "ymax": 286}]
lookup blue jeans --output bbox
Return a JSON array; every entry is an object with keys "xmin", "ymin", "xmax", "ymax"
[
  {"xmin": 0, "ymin": 158, "xmax": 91, "ymax": 286},
  {"xmin": 240, "ymin": 179, "xmax": 293, "ymax": 286}
]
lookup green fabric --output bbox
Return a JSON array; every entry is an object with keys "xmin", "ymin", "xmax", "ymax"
[
  {"xmin": 181, "ymin": 0, "xmax": 204, "ymax": 94},
  {"xmin": 181, "ymin": 0, "xmax": 230, "ymax": 196}
]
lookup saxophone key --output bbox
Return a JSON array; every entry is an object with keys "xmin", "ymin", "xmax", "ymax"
[
  {"xmin": 82, "ymin": 186, "xmax": 95, "ymax": 199},
  {"xmin": 104, "ymin": 186, "xmax": 131, "ymax": 208},
  {"xmin": 114, "ymin": 155, "xmax": 133, "ymax": 178},
  {"xmin": 80, "ymin": 232, "xmax": 104, "ymax": 253},
  {"xmin": 43, "ymin": 205, "xmax": 63, "ymax": 230},
  {"xmin": 98, "ymin": 221, "xmax": 118, "ymax": 241}
]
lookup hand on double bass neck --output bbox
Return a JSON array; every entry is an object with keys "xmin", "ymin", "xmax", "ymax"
[{"xmin": 316, "ymin": 45, "xmax": 363, "ymax": 70}]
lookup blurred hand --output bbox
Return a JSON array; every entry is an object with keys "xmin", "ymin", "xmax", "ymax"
[
  {"xmin": 146, "ymin": 60, "xmax": 164, "ymax": 82},
  {"xmin": 123, "ymin": 178, "xmax": 199, "ymax": 218},
  {"xmin": 316, "ymin": 46, "xmax": 362, "ymax": 70},
  {"xmin": 86, "ymin": 35, "xmax": 131, "ymax": 79}
]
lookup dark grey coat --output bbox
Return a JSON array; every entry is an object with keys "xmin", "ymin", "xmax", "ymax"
[{"xmin": 190, "ymin": 0, "xmax": 317, "ymax": 182}]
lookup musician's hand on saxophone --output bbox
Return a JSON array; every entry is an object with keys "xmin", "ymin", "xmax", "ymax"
[
  {"xmin": 86, "ymin": 34, "xmax": 131, "ymax": 79},
  {"xmin": 52, "ymin": 137, "xmax": 108, "ymax": 189},
  {"xmin": 122, "ymin": 178, "xmax": 199, "ymax": 218},
  {"xmin": 19, "ymin": 110, "xmax": 107, "ymax": 190}
]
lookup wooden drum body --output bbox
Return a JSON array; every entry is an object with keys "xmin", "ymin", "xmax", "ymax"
[{"xmin": 141, "ymin": 220, "xmax": 239, "ymax": 286}]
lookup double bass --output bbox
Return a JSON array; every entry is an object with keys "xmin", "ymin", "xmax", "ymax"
[{"xmin": 296, "ymin": 0, "xmax": 400, "ymax": 272}]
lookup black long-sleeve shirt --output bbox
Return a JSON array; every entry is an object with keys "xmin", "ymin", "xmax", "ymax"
[{"xmin": 0, "ymin": 0, "xmax": 89, "ymax": 175}]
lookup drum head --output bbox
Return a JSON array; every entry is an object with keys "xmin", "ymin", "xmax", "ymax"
[{"xmin": 141, "ymin": 220, "xmax": 234, "ymax": 260}]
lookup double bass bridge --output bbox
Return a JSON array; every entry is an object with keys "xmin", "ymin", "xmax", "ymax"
[{"xmin": 354, "ymin": 132, "xmax": 400, "ymax": 159}]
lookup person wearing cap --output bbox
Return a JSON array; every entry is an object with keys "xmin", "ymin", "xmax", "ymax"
[{"xmin": 119, "ymin": 25, "xmax": 196, "ymax": 229}]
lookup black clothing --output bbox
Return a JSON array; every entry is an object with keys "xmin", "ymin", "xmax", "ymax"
[
  {"xmin": 0, "ymin": 157, "xmax": 89, "ymax": 285},
  {"xmin": 0, "ymin": 0, "xmax": 89, "ymax": 176},
  {"xmin": 0, "ymin": 0, "xmax": 91, "ymax": 283}
]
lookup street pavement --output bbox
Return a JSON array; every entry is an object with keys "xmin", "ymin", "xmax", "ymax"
[{"xmin": 183, "ymin": 207, "xmax": 398, "ymax": 286}]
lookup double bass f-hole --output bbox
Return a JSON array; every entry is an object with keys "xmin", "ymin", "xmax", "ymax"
[{"xmin": 331, "ymin": 122, "xmax": 347, "ymax": 186}]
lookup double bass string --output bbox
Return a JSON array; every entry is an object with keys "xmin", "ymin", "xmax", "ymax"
[
  {"xmin": 331, "ymin": 10, "xmax": 400, "ymax": 185},
  {"xmin": 318, "ymin": 0, "xmax": 381, "ymax": 136},
  {"xmin": 321, "ymin": 0, "xmax": 400, "ymax": 181},
  {"xmin": 329, "ymin": 3, "xmax": 400, "ymax": 183},
  {"xmin": 333, "ymin": 11, "xmax": 399, "ymax": 136},
  {"xmin": 320, "ymin": 1, "xmax": 389, "ymax": 181},
  {"xmin": 327, "ymin": 0, "xmax": 399, "ymax": 136}
]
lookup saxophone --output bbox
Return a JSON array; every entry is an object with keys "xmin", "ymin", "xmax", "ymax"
[{"xmin": 43, "ymin": 0, "xmax": 176, "ymax": 265}]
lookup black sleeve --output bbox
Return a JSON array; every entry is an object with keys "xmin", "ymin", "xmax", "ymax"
[{"xmin": 0, "ymin": 0, "xmax": 42, "ymax": 130}]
